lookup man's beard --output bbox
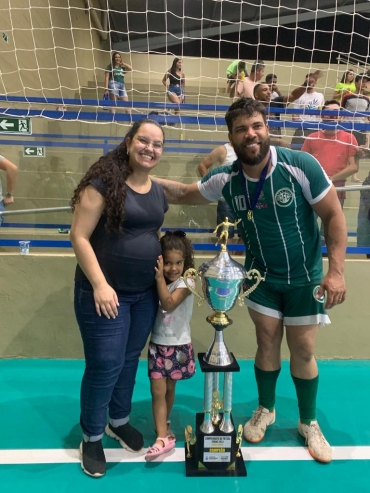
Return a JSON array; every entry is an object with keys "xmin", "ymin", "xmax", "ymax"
[{"xmin": 233, "ymin": 136, "xmax": 270, "ymax": 166}]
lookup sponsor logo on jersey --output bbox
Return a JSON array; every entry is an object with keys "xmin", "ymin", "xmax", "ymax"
[
  {"xmin": 275, "ymin": 188, "xmax": 293, "ymax": 207},
  {"xmin": 313, "ymin": 285, "xmax": 325, "ymax": 304}
]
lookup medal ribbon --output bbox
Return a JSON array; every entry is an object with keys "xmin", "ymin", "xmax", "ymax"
[{"xmin": 238, "ymin": 152, "xmax": 271, "ymax": 220}]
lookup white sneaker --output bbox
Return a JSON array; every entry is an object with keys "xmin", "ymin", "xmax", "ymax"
[
  {"xmin": 243, "ymin": 406, "xmax": 275, "ymax": 443},
  {"xmin": 298, "ymin": 420, "xmax": 332, "ymax": 463}
]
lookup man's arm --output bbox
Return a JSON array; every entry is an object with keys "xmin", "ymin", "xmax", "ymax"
[
  {"xmin": 0, "ymin": 156, "xmax": 18, "ymax": 205},
  {"xmin": 331, "ymin": 155, "xmax": 358, "ymax": 182},
  {"xmin": 311, "ymin": 186, "xmax": 347, "ymax": 309},
  {"xmin": 152, "ymin": 178, "xmax": 211, "ymax": 205},
  {"xmin": 197, "ymin": 145, "xmax": 227, "ymax": 177},
  {"xmin": 283, "ymin": 70, "xmax": 324, "ymax": 103}
]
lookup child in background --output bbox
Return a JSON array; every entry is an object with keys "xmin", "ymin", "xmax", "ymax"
[{"xmin": 145, "ymin": 230, "xmax": 196, "ymax": 461}]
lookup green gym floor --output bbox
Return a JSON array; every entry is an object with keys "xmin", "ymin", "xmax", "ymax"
[{"xmin": 1, "ymin": 359, "xmax": 369, "ymax": 492}]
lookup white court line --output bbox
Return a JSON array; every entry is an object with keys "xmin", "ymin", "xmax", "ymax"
[{"xmin": 0, "ymin": 446, "xmax": 370, "ymax": 465}]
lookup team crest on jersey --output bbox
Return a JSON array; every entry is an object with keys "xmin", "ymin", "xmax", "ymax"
[
  {"xmin": 312, "ymin": 285, "xmax": 325, "ymax": 304},
  {"xmin": 275, "ymin": 188, "xmax": 293, "ymax": 207}
]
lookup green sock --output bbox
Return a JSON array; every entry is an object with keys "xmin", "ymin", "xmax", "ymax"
[
  {"xmin": 292, "ymin": 374, "xmax": 319, "ymax": 424},
  {"xmin": 254, "ymin": 365, "xmax": 281, "ymax": 412}
]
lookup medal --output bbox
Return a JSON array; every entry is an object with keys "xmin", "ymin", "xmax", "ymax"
[{"xmin": 238, "ymin": 152, "xmax": 271, "ymax": 222}]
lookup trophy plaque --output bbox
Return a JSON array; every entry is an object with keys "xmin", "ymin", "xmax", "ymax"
[{"xmin": 182, "ymin": 217, "xmax": 264, "ymax": 477}]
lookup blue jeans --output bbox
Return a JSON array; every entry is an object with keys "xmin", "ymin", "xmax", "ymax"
[
  {"xmin": 0, "ymin": 200, "xmax": 5, "ymax": 226},
  {"xmin": 74, "ymin": 280, "xmax": 158, "ymax": 439}
]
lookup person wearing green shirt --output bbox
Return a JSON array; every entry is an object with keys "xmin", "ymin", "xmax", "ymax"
[
  {"xmin": 332, "ymin": 69, "xmax": 356, "ymax": 101},
  {"xmin": 104, "ymin": 52, "xmax": 132, "ymax": 113},
  {"xmin": 154, "ymin": 98, "xmax": 347, "ymax": 465},
  {"xmin": 226, "ymin": 60, "xmax": 247, "ymax": 97}
]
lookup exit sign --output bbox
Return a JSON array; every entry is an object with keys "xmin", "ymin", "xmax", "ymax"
[{"xmin": 23, "ymin": 146, "xmax": 45, "ymax": 157}]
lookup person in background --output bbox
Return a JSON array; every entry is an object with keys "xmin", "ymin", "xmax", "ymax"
[
  {"xmin": 341, "ymin": 73, "xmax": 370, "ymax": 183},
  {"xmin": 332, "ymin": 70, "xmax": 356, "ymax": 102},
  {"xmin": 162, "ymin": 58, "xmax": 185, "ymax": 115},
  {"xmin": 253, "ymin": 70, "xmax": 323, "ymax": 136},
  {"xmin": 357, "ymin": 172, "xmax": 370, "ymax": 258},
  {"xmin": 104, "ymin": 52, "xmax": 132, "ymax": 114},
  {"xmin": 236, "ymin": 60, "xmax": 265, "ymax": 99},
  {"xmin": 0, "ymin": 154, "xmax": 18, "ymax": 227},
  {"xmin": 290, "ymin": 73, "xmax": 325, "ymax": 149},
  {"xmin": 265, "ymin": 73, "xmax": 281, "ymax": 99},
  {"xmin": 198, "ymin": 143, "xmax": 244, "ymax": 252},
  {"xmin": 146, "ymin": 231, "xmax": 196, "ymax": 461},
  {"xmin": 226, "ymin": 60, "xmax": 248, "ymax": 98},
  {"xmin": 302, "ymin": 100, "xmax": 358, "ymax": 208},
  {"xmin": 70, "ymin": 119, "xmax": 168, "ymax": 478},
  {"xmin": 153, "ymin": 98, "xmax": 347, "ymax": 464}
]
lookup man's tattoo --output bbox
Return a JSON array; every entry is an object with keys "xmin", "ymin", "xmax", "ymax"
[{"xmin": 156, "ymin": 179, "xmax": 186, "ymax": 203}]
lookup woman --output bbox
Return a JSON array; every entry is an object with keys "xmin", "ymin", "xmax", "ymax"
[
  {"xmin": 332, "ymin": 70, "xmax": 356, "ymax": 101},
  {"xmin": 162, "ymin": 57, "xmax": 185, "ymax": 115},
  {"xmin": 104, "ymin": 52, "xmax": 132, "ymax": 113},
  {"xmin": 70, "ymin": 119, "xmax": 168, "ymax": 478}
]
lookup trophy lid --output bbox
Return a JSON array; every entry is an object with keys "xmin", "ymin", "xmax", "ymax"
[{"xmin": 199, "ymin": 250, "xmax": 246, "ymax": 280}]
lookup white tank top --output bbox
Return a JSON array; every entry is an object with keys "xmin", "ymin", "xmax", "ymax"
[{"xmin": 222, "ymin": 143, "xmax": 237, "ymax": 166}]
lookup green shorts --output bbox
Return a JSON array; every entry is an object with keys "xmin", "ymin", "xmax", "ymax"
[{"xmin": 244, "ymin": 280, "xmax": 330, "ymax": 327}]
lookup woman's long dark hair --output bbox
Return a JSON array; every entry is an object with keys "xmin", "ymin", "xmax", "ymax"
[
  {"xmin": 70, "ymin": 119, "xmax": 164, "ymax": 235},
  {"xmin": 169, "ymin": 57, "xmax": 181, "ymax": 77},
  {"xmin": 111, "ymin": 51, "xmax": 121, "ymax": 68}
]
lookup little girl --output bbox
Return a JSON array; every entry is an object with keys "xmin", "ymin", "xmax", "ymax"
[{"xmin": 145, "ymin": 230, "xmax": 196, "ymax": 461}]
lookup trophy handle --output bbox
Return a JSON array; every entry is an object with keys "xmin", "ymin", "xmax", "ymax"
[
  {"xmin": 238, "ymin": 269, "xmax": 265, "ymax": 306},
  {"xmin": 181, "ymin": 268, "xmax": 205, "ymax": 306}
]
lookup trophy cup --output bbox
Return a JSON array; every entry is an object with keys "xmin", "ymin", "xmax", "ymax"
[{"xmin": 182, "ymin": 217, "xmax": 264, "ymax": 477}]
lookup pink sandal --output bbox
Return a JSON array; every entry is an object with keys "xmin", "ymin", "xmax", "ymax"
[{"xmin": 145, "ymin": 436, "xmax": 175, "ymax": 461}]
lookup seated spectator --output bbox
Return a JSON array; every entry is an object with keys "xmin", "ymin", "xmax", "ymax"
[
  {"xmin": 301, "ymin": 100, "xmax": 358, "ymax": 208},
  {"xmin": 341, "ymin": 73, "xmax": 370, "ymax": 183},
  {"xmin": 265, "ymin": 73, "xmax": 281, "ymax": 99},
  {"xmin": 253, "ymin": 70, "xmax": 323, "ymax": 136},
  {"xmin": 332, "ymin": 70, "xmax": 356, "ymax": 102},
  {"xmin": 236, "ymin": 60, "xmax": 265, "ymax": 99},
  {"xmin": 290, "ymin": 73, "xmax": 325, "ymax": 149},
  {"xmin": 226, "ymin": 60, "xmax": 248, "ymax": 98}
]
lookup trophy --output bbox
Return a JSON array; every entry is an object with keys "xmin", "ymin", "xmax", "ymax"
[{"xmin": 182, "ymin": 217, "xmax": 264, "ymax": 477}]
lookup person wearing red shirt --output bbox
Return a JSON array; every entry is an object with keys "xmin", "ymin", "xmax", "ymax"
[{"xmin": 301, "ymin": 99, "xmax": 358, "ymax": 207}]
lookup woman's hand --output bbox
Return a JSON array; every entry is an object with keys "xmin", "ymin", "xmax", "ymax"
[
  {"xmin": 93, "ymin": 283, "xmax": 119, "ymax": 319},
  {"xmin": 154, "ymin": 255, "xmax": 165, "ymax": 280}
]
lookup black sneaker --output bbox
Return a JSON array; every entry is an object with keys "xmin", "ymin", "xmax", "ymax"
[
  {"xmin": 79, "ymin": 440, "xmax": 106, "ymax": 478},
  {"xmin": 105, "ymin": 422, "xmax": 144, "ymax": 452}
]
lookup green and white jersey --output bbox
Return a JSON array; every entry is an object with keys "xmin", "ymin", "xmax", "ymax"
[{"xmin": 198, "ymin": 146, "xmax": 331, "ymax": 285}]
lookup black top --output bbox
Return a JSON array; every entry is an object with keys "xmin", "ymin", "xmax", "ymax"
[
  {"xmin": 167, "ymin": 72, "xmax": 182, "ymax": 86},
  {"xmin": 75, "ymin": 178, "xmax": 168, "ymax": 292}
]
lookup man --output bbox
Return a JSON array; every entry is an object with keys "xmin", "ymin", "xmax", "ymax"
[
  {"xmin": 254, "ymin": 70, "xmax": 323, "ymax": 136},
  {"xmin": 265, "ymin": 73, "xmax": 281, "ymax": 99},
  {"xmin": 236, "ymin": 60, "xmax": 265, "ymax": 99},
  {"xmin": 341, "ymin": 73, "xmax": 370, "ymax": 182},
  {"xmin": 226, "ymin": 60, "xmax": 248, "ymax": 98},
  {"xmin": 0, "ymin": 154, "xmax": 18, "ymax": 226},
  {"xmin": 155, "ymin": 98, "xmax": 347, "ymax": 464},
  {"xmin": 302, "ymin": 100, "xmax": 358, "ymax": 207},
  {"xmin": 291, "ymin": 73, "xmax": 325, "ymax": 149}
]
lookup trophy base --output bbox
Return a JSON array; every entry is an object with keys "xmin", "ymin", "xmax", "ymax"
[
  {"xmin": 199, "ymin": 352, "xmax": 240, "ymax": 372},
  {"xmin": 184, "ymin": 413, "xmax": 247, "ymax": 477}
]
